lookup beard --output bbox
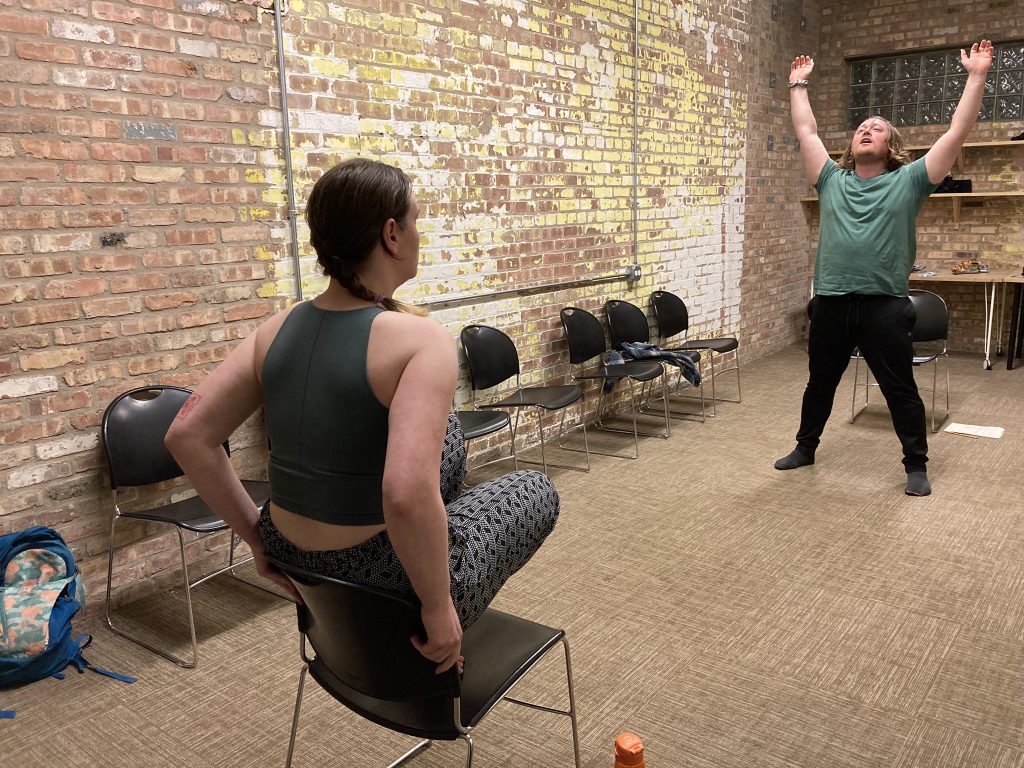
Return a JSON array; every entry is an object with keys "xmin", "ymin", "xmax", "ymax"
[{"xmin": 852, "ymin": 143, "xmax": 888, "ymax": 165}]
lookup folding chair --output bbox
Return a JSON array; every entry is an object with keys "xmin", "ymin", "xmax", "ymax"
[
  {"xmin": 850, "ymin": 289, "xmax": 950, "ymax": 432},
  {"xmin": 460, "ymin": 325, "xmax": 589, "ymax": 473},
  {"xmin": 650, "ymin": 290, "xmax": 741, "ymax": 416},
  {"xmin": 101, "ymin": 385, "xmax": 273, "ymax": 668},
  {"xmin": 560, "ymin": 306, "xmax": 670, "ymax": 458},
  {"xmin": 604, "ymin": 299, "xmax": 706, "ymax": 422},
  {"xmin": 274, "ymin": 558, "xmax": 582, "ymax": 768}
]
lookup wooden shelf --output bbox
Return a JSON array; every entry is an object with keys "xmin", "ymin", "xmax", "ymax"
[{"xmin": 801, "ymin": 191, "xmax": 1024, "ymax": 228}]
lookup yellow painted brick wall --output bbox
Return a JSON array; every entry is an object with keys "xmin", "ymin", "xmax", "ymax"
[
  {"xmin": 0, "ymin": 0, "xmax": 822, "ymax": 611},
  {"xmin": 276, "ymin": 0, "xmax": 754, "ymax": 446}
]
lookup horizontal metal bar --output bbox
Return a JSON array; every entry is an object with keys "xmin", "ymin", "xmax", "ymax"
[{"xmin": 419, "ymin": 268, "xmax": 633, "ymax": 311}]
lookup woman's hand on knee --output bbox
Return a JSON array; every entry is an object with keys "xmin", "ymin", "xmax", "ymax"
[{"xmin": 411, "ymin": 599, "xmax": 463, "ymax": 674}]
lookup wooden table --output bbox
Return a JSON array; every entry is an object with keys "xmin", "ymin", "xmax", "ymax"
[
  {"xmin": 1005, "ymin": 274, "xmax": 1024, "ymax": 370},
  {"xmin": 910, "ymin": 268, "xmax": 1019, "ymax": 370}
]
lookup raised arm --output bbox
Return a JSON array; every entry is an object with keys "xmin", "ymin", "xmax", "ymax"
[
  {"xmin": 925, "ymin": 40, "xmax": 994, "ymax": 184},
  {"xmin": 379, "ymin": 318, "xmax": 462, "ymax": 673},
  {"xmin": 790, "ymin": 55, "xmax": 830, "ymax": 185}
]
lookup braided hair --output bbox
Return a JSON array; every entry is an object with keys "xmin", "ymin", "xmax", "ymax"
[{"xmin": 305, "ymin": 158, "xmax": 424, "ymax": 315}]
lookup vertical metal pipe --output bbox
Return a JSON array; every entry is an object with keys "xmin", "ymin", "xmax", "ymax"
[
  {"xmin": 273, "ymin": 0, "xmax": 303, "ymax": 301},
  {"xmin": 631, "ymin": 0, "xmax": 639, "ymax": 272}
]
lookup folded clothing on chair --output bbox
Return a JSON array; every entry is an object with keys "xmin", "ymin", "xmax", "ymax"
[{"xmin": 619, "ymin": 342, "xmax": 702, "ymax": 387}]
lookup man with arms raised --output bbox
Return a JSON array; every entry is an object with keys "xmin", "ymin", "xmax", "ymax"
[{"xmin": 775, "ymin": 41, "xmax": 994, "ymax": 496}]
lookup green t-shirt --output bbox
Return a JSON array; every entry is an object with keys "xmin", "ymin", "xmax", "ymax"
[{"xmin": 813, "ymin": 156, "xmax": 938, "ymax": 297}]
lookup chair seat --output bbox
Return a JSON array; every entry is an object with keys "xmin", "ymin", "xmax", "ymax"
[
  {"xmin": 486, "ymin": 385, "xmax": 582, "ymax": 410},
  {"xmin": 456, "ymin": 410, "xmax": 511, "ymax": 441},
  {"xmin": 573, "ymin": 360, "xmax": 664, "ymax": 383},
  {"xmin": 122, "ymin": 478, "xmax": 269, "ymax": 533},
  {"xmin": 308, "ymin": 608, "xmax": 565, "ymax": 740},
  {"xmin": 673, "ymin": 337, "xmax": 738, "ymax": 354}
]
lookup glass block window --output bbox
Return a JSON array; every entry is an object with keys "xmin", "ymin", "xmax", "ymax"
[{"xmin": 848, "ymin": 41, "xmax": 1024, "ymax": 128}]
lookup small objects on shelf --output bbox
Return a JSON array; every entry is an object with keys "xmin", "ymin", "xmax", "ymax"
[
  {"xmin": 951, "ymin": 258, "xmax": 989, "ymax": 275},
  {"xmin": 934, "ymin": 175, "xmax": 973, "ymax": 194}
]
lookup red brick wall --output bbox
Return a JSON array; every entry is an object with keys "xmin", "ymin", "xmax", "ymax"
[
  {"xmin": 0, "ymin": 0, "xmax": 280, "ymax": 601},
  {"xmin": 0, "ymin": 0, "xmax": 890, "ymax": 612},
  {"xmin": 741, "ymin": 0, "xmax": 822, "ymax": 354},
  {"xmin": 811, "ymin": 2, "xmax": 1024, "ymax": 353}
]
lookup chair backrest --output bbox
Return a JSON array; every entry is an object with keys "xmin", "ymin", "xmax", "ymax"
[
  {"xmin": 560, "ymin": 307, "xmax": 607, "ymax": 364},
  {"xmin": 909, "ymin": 289, "xmax": 948, "ymax": 343},
  {"xmin": 101, "ymin": 385, "xmax": 204, "ymax": 490},
  {"xmin": 604, "ymin": 299, "xmax": 651, "ymax": 349},
  {"xmin": 650, "ymin": 290, "xmax": 690, "ymax": 339},
  {"xmin": 274, "ymin": 559, "xmax": 459, "ymax": 705},
  {"xmin": 460, "ymin": 325, "xmax": 520, "ymax": 390}
]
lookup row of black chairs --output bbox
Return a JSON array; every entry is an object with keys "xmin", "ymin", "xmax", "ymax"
[{"xmin": 456, "ymin": 291, "xmax": 742, "ymax": 470}]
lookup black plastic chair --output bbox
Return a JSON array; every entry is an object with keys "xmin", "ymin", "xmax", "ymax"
[
  {"xmin": 460, "ymin": 324, "xmax": 589, "ymax": 473},
  {"xmin": 650, "ymin": 290, "xmax": 741, "ymax": 416},
  {"xmin": 454, "ymin": 410, "xmax": 517, "ymax": 477},
  {"xmin": 604, "ymin": 299, "xmax": 706, "ymax": 422},
  {"xmin": 560, "ymin": 307, "xmax": 670, "ymax": 458},
  {"xmin": 101, "ymin": 385, "xmax": 272, "ymax": 668},
  {"xmin": 273, "ymin": 558, "xmax": 582, "ymax": 768},
  {"xmin": 850, "ymin": 290, "xmax": 950, "ymax": 432}
]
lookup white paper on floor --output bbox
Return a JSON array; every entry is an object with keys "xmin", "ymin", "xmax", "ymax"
[{"xmin": 944, "ymin": 422, "xmax": 1005, "ymax": 439}]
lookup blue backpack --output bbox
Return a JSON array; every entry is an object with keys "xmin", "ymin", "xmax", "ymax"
[{"xmin": 0, "ymin": 526, "xmax": 134, "ymax": 709}]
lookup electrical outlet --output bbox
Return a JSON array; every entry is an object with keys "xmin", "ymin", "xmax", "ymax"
[{"xmin": 627, "ymin": 264, "xmax": 642, "ymax": 281}]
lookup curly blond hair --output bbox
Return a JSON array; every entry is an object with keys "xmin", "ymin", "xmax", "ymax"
[{"xmin": 836, "ymin": 116, "xmax": 912, "ymax": 171}]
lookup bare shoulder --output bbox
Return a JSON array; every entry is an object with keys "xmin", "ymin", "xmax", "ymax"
[{"xmin": 373, "ymin": 311, "xmax": 455, "ymax": 352}]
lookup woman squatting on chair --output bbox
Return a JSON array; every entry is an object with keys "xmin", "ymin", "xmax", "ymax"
[{"xmin": 165, "ymin": 157, "xmax": 559, "ymax": 674}]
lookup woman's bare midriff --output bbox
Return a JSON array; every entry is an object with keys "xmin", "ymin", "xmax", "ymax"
[{"xmin": 269, "ymin": 502, "xmax": 387, "ymax": 552}]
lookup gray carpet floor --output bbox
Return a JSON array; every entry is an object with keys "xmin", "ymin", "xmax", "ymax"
[{"xmin": 4, "ymin": 344, "xmax": 1023, "ymax": 767}]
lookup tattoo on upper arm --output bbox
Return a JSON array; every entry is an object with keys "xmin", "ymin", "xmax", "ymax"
[{"xmin": 176, "ymin": 394, "xmax": 202, "ymax": 420}]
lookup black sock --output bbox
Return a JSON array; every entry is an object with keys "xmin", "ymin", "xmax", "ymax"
[
  {"xmin": 774, "ymin": 446, "xmax": 815, "ymax": 470},
  {"xmin": 905, "ymin": 471, "xmax": 932, "ymax": 496}
]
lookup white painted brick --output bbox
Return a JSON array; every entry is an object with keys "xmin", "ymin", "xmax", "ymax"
[
  {"xmin": 35, "ymin": 432, "xmax": 100, "ymax": 460},
  {"xmin": 0, "ymin": 375, "xmax": 59, "ymax": 400},
  {"xmin": 178, "ymin": 39, "xmax": 219, "ymax": 58}
]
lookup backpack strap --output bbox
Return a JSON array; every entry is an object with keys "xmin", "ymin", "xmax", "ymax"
[{"xmin": 66, "ymin": 635, "xmax": 138, "ymax": 684}]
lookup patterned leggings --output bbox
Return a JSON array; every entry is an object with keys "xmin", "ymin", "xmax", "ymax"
[{"xmin": 258, "ymin": 413, "xmax": 559, "ymax": 627}]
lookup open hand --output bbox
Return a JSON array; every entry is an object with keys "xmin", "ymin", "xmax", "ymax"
[
  {"xmin": 790, "ymin": 55, "xmax": 814, "ymax": 83},
  {"xmin": 961, "ymin": 40, "xmax": 994, "ymax": 76}
]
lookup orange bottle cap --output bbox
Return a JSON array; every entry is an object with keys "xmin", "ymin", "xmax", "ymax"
[{"xmin": 614, "ymin": 732, "xmax": 645, "ymax": 767}]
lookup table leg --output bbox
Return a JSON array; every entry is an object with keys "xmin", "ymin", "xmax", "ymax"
[
  {"xmin": 1008, "ymin": 284, "xmax": 1023, "ymax": 371},
  {"xmin": 996, "ymin": 282, "xmax": 1006, "ymax": 356},
  {"xmin": 984, "ymin": 281, "xmax": 995, "ymax": 370}
]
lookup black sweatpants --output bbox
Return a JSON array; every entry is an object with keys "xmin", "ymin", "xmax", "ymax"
[{"xmin": 797, "ymin": 293, "xmax": 928, "ymax": 473}]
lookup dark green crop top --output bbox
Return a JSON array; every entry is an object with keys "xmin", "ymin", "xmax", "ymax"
[{"xmin": 261, "ymin": 302, "xmax": 389, "ymax": 525}]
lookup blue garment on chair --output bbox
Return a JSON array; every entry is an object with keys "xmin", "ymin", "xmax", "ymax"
[{"xmin": 619, "ymin": 342, "xmax": 702, "ymax": 387}]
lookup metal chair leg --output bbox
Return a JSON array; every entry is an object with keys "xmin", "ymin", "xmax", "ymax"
[
  {"xmin": 104, "ymin": 518, "xmax": 199, "ymax": 669},
  {"xmin": 563, "ymin": 636, "xmax": 582, "ymax": 768},
  {"xmin": 458, "ymin": 732, "xmax": 475, "ymax": 768},
  {"xmin": 284, "ymin": 664, "xmax": 308, "ymax": 768},
  {"xmin": 386, "ymin": 739, "xmax": 433, "ymax": 768}
]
